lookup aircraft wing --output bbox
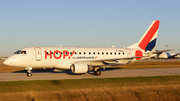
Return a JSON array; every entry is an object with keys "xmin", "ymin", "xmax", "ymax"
[
  {"xmin": 72, "ymin": 56, "xmax": 145, "ymax": 67},
  {"xmin": 171, "ymin": 53, "xmax": 179, "ymax": 57},
  {"xmin": 73, "ymin": 56, "xmax": 145, "ymax": 63},
  {"xmin": 153, "ymin": 49, "xmax": 175, "ymax": 54},
  {"xmin": 168, "ymin": 53, "xmax": 180, "ymax": 58}
]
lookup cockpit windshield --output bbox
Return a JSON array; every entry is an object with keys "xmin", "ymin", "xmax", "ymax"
[{"xmin": 14, "ymin": 50, "xmax": 26, "ymax": 54}]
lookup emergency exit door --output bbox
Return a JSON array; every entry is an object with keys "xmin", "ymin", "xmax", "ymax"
[{"xmin": 35, "ymin": 47, "xmax": 42, "ymax": 61}]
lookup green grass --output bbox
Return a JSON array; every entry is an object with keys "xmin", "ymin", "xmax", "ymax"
[{"xmin": 1, "ymin": 76, "xmax": 180, "ymax": 101}]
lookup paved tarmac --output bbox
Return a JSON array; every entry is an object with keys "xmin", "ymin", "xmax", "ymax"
[{"xmin": 0, "ymin": 67, "xmax": 180, "ymax": 81}]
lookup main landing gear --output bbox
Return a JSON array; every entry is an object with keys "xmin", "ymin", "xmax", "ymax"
[
  {"xmin": 25, "ymin": 67, "xmax": 32, "ymax": 77},
  {"xmin": 93, "ymin": 69, "xmax": 101, "ymax": 75}
]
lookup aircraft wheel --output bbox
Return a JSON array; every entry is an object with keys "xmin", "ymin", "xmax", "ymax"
[
  {"xmin": 93, "ymin": 70, "xmax": 101, "ymax": 75},
  {"xmin": 27, "ymin": 73, "xmax": 32, "ymax": 77},
  {"xmin": 93, "ymin": 71, "xmax": 96, "ymax": 75},
  {"xmin": 96, "ymin": 70, "xmax": 101, "ymax": 75}
]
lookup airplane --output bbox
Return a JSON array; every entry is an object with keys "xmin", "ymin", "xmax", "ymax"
[
  {"xmin": 4, "ymin": 20, "xmax": 160, "ymax": 77},
  {"xmin": 149, "ymin": 49, "xmax": 175, "ymax": 59},
  {"xmin": 155, "ymin": 51, "xmax": 179, "ymax": 59}
]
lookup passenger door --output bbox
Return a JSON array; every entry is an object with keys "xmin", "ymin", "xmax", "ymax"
[{"xmin": 35, "ymin": 47, "xmax": 42, "ymax": 61}]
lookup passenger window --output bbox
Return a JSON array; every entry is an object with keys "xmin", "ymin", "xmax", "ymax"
[
  {"xmin": 51, "ymin": 52, "xmax": 53, "ymax": 54},
  {"xmin": 123, "ymin": 53, "xmax": 124, "ymax": 55},
  {"xmin": 56, "ymin": 52, "xmax": 58, "ymax": 54},
  {"xmin": 102, "ymin": 52, "xmax": 104, "ymax": 55},
  {"xmin": 93, "ymin": 52, "xmax": 95, "ymax": 55},
  {"xmin": 119, "ymin": 53, "xmax": 121, "ymax": 55},
  {"xmin": 79, "ymin": 52, "xmax": 81, "ymax": 55},
  {"xmin": 75, "ymin": 52, "xmax": 77, "ymax": 54},
  {"xmin": 70, "ymin": 52, "xmax": 72, "ymax": 54},
  {"xmin": 106, "ymin": 52, "xmax": 108, "ymax": 55},
  {"xmin": 98, "ymin": 52, "xmax": 100, "ymax": 55},
  {"xmin": 110, "ymin": 52, "xmax": 112, "ymax": 55},
  {"xmin": 84, "ymin": 52, "xmax": 86, "ymax": 55},
  {"xmin": 114, "ymin": 52, "xmax": 116, "ymax": 55},
  {"xmin": 89, "ymin": 52, "xmax": 91, "ymax": 55}
]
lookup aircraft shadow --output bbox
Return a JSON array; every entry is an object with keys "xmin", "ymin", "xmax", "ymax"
[{"xmin": 13, "ymin": 68, "xmax": 121, "ymax": 75}]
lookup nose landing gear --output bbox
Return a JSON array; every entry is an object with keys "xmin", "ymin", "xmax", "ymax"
[{"xmin": 25, "ymin": 67, "xmax": 32, "ymax": 77}]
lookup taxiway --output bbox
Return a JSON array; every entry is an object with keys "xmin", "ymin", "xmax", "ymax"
[{"xmin": 0, "ymin": 67, "xmax": 180, "ymax": 81}]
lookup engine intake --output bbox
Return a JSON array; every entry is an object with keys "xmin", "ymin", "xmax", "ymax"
[{"xmin": 70, "ymin": 63, "xmax": 88, "ymax": 73}]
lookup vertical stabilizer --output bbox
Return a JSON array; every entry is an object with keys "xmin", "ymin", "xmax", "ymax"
[{"xmin": 128, "ymin": 20, "xmax": 160, "ymax": 52}]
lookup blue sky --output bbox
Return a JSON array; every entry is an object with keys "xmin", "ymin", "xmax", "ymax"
[{"xmin": 0, "ymin": 0, "xmax": 180, "ymax": 57}]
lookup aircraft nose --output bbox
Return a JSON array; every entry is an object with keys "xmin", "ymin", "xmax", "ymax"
[
  {"xmin": 3, "ymin": 58, "xmax": 12, "ymax": 66},
  {"xmin": 3, "ymin": 59, "xmax": 9, "ymax": 65}
]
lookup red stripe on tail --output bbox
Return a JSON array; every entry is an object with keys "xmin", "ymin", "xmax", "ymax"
[{"xmin": 138, "ymin": 21, "xmax": 160, "ymax": 50}]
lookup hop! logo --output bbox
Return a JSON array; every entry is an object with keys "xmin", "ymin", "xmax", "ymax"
[{"xmin": 45, "ymin": 50, "xmax": 75, "ymax": 59}]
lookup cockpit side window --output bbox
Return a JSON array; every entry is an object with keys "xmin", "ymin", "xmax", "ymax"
[
  {"xmin": 21, "ymin": 51, "xmax": 26, "ymax": 54},
  {"xmin": 14, "ymin": 50, "xmax": 26, "ymax": 54},
  {"xmin": 14, "ymin": 50, "xmax": 21, "ymax": 54}
]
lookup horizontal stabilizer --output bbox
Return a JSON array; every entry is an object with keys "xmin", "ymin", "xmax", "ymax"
[{"xmin": 153, "ymin": 49, "xmax": 175, "ymax": 54}]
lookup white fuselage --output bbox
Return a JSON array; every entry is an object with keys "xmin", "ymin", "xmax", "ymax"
[{"xmin": 4, "ymin": 47, "xmax": 143, "ymax": 69}]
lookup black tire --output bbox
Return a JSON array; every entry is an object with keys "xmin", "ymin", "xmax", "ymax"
[
  {"xmin": 96, "ymin": 70, "xmax": 101, "ymax": 75},
  {"xmin": 27, "ymin": 73, "xmax": 32, "ymax": 77},
  {"xmin": 93, "ymin": 70, "xmax": 101, "ymax": 75},
  {"xmin": 93, "ymin": 71, "xmax": 96, "ymax": 75}
]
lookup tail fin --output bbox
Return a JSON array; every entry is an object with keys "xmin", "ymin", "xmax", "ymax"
[{"xmin": 128, "ymin": 20, "xmax": 160, "ymax": 52}]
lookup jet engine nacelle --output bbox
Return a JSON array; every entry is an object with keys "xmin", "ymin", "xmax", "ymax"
[{"xmin": 70, "ymin": 63, "xmax": 88, "ymax": 73}]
